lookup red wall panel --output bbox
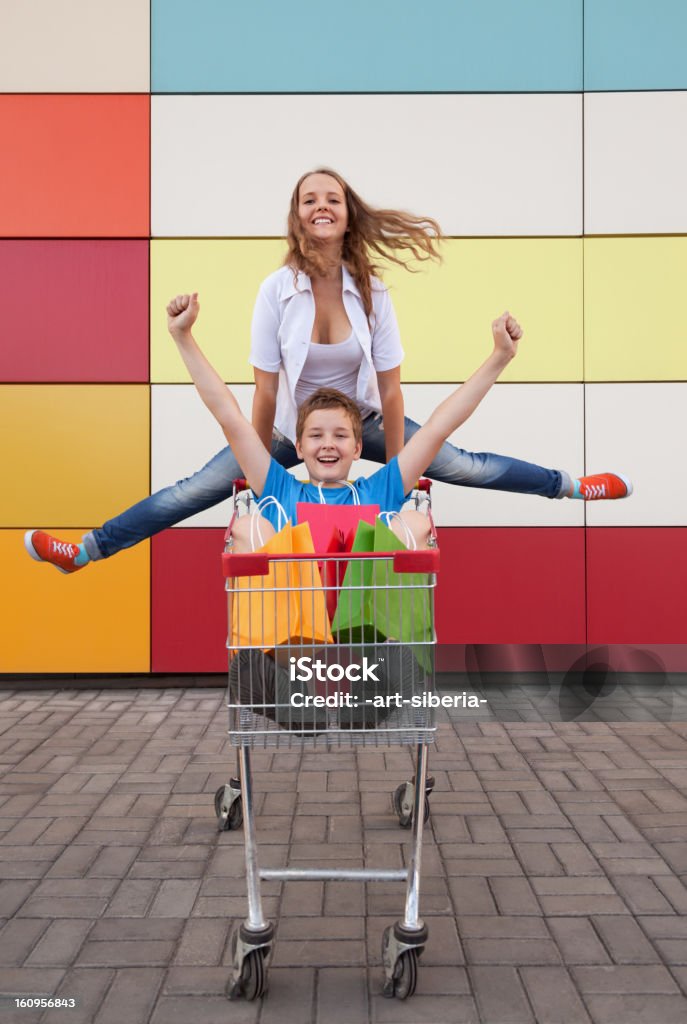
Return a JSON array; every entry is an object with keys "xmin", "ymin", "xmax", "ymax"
[
  {"xmin": 152, "ymin": 528, "xmax": 228, "ymax": 673},
  {"xmin": 0, "ymin": 241, "xmax": 148, "ymax": 381},
  {"xmin": 435, "ymin": 527, "xmax": 586, "ymax": 645},
  {"xmin": 587, "ymin": 527, "xmax": 687, "ymax": 644},
  {"xmin": 0, "ymin": 95, "xmax": 149, "ymax": 237}
]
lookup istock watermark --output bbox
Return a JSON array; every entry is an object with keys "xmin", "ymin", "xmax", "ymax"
[{"xmin": 289, "ymin": 656, "xmax": 380, "ymax": 683}]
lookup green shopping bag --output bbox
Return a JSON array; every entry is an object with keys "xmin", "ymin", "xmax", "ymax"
[
  {"xmin": 370, "ymin": 517, "xmax": 433, "ymax": 670},
  {"xmin": 330, "ymin": 519, "xmax": 376, "ymax": 640},
  {"xmin": 332, "ymin": 517, "xmax": 433, "ymax": 658}
]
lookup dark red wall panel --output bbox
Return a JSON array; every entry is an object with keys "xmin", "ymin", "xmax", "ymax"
[
  {"xmin": 435, "ymin": 527, "xmax": 586, "ymax": 645},
  {"xmin": 152, "ymin": 529, "xmax": 228, "ymax": 673},
  {"xmin": 0, "ymin": 241, "xmax": 149, "ymax": 382},
  {"xmin": 587, "ymin": 528, "xmax": 687, "ymax": 644}
]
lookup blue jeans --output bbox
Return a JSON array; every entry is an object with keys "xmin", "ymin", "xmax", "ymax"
[{"xmin": 84, "ymin": 415, "xmax": 569, "ymax": 559}]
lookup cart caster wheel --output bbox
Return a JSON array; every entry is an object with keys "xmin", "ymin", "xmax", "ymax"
[
  {"xmin": 215, "ymin": 786, "xmax": 243, "ymax": 831},
  {"xmin": 226, "ymin": 948, "xmax": 267, "ymax": 1000},
  {"xmin": 393, "ymin": 783, "xmax": 431, "ymax": 829},
  {"xmin": 384, "ymin": 948, "xmax": 418, "ymax": 999}
]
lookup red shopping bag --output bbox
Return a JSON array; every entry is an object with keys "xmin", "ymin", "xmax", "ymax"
[{"xmin": 297, "ymin": 502, "xmax": 379, "ymax": 620}]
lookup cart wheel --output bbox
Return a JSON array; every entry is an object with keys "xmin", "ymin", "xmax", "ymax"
[
  {"xmin": 226, "ymin": 948, "xmax": 267, "ymax": 1000},
  {"xmin": 215, "ymin": 786, "xmax": 243, "ymax": 831},
  {"xmin": 385, "ymin": 948, "xmax": 418, "ymax": 999},
  {"xmin": 393, "ymin": 784, "xmax": 431, "ymax": 829}
]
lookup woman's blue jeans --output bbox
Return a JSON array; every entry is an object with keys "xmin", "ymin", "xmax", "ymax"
[{"xmin": 84, "ymin": 415, "xmax": 569, "ymax": 560}]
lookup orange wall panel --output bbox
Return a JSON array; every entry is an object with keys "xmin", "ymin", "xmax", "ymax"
[
  {"xmin": 0, "ymin": 531, "xmax": 149, "ymax": 673},
  {"xmin": 0, "ymin": 95, "xmax": 149, "ymax": 237},
  {"xmin": 0, "ymin": 385, "xmax": 150, "ymax": 527}
]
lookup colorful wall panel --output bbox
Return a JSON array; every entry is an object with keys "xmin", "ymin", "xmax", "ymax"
[
  {"xmin": 151, "ymin": 95, "xmax": 583, "ymax": 237},
  {"xmin": 152, "ymin": 0, "xmax": 583, "ymax": 93},
  {"xmin": 0, "ymin": 242, "xmax": 149, "ymax": 382},
  {"xmin": 0, "ymin": 95, "xmax": 150, "ymax": 237},
  {"xmin": 2, "ymin": 3, "xmax": 685, "ymax": 673},
  {"xmin": 0, "ymin": 1, "xmax": 150, "ymax": 93}
]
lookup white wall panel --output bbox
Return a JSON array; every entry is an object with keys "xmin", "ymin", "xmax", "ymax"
[
  {"xmin": 152, "ymin": 95, "xmax": 582, "ymax": 237},
  {"xmin": 585, "ymin": 384, "xmax": 687, "ymax": 526},
  {"xmin": 0, "ymin": 1, "xmax": 150, "ymax": 92},
  {"xmin": 401, "ymin": 384, "xmax": 584, "ymax": 527},
  {"xmin": 152, "ymin": 385, "xmax": 255, "ymax": 529},
  {"xmin": 152, "ymin": 383, "xmax": 584, "ymax": 529},
  {"xmin": 585, "ymin": 92, "xmax": 687, "ymax": 235}
]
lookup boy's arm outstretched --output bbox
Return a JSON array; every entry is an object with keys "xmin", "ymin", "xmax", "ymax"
[
  {"xmin": 167, "ymin": 293, "xmax": 271, "ymax": 495},
  {"xmin": 397, "ymin": 312, "xmax": 523, "ymax": 494}
]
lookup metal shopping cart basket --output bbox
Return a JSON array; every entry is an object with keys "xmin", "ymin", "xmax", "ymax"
[{"xmin": 215, "ymin": 480, "xmax": 440, "ymax": 1001}]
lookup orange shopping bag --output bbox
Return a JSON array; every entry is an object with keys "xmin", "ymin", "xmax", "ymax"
[{"xmin": 230, "ymin": 520, "xmax": 333, "ymax": 651}]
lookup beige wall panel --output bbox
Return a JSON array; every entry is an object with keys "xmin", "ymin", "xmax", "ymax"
[
  {"xmin": 585, "ymin": 383, "xmax": 687, "ymax": 526},
  {"xmin": 585, "ymin": 92, "xmax": 687, "ymax": 234},
  {"xmin": 152, "ymin": 95, "xmax": 582, "ymax": 237},
  {"xmin": 399, "ymin": 384, "xmax": 584, "ymax": 526},
  {"xmin": 0, "ymin": 2, "xmax": 150, "ymax": 92}
]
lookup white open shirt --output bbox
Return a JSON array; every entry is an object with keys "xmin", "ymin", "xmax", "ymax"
[{"xmin": 249, "ymin": 265, "xmax": 404, "ymax": 444}]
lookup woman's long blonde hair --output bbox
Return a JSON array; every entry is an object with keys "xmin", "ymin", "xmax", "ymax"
[{"xmin": 285, "ymin": 167, "xmax": 442, "ymax": 320}]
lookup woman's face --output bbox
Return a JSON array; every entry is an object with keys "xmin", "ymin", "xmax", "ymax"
[{"xmin": 297, "ymin": 173, "xmax": 348, "ymax": 246}]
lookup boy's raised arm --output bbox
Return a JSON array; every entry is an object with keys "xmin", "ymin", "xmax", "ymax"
[
  {"xmin": 397, "ymin": 312, "xmax": 523, "ymax": 494},
  {"xmin": 167, "ymin": 293, "xmax": 271, "ymax": 496}
]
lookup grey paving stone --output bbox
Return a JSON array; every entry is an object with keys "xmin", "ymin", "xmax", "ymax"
[
  {"xmin": 520, "ymin": 966, "xmax": 591, "ymax": 1023},
  {"xmin": 469, "ymin": 965, "xmax": 535, "ymax": 1023},
  {"xmin": 572, "ymin": 964, "xmax": 679, "ymax": 993},
  {"xmin": 25, "ymin": 919, "xmax": 93, "ymax": 967},
  {"xmin": 317, "ymin": 966, "xmax": 368, "ymax": 1024},
  {"xmin": 546, "ymin": 917, "xmax": 611, "ymax": 965},
  {"xmin": 50, "ymin": 968, "xmax": 114, "ymax": 1024},
  {"xmin": 0, "ymin": 918, "xmax": 49, "ymax": 965},
  {"xmin": 95, "ymin": 967, "xmax": 165, "ymax": 1024},
  {"xmin": 592, "ymin": 915, "xmax": 661, "ymax": 964},
  {"xmin": 582, "ymin": 994, "xmax": 687, "ymax": 1023}
]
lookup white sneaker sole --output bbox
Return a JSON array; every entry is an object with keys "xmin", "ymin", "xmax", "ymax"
[
  {"xmin": 616, "ymin": 473, "xmax": 633, "ymax": 497},
  {"xmin": 24, "ymin": 530, "xmax": 71, "ymax": 574}
]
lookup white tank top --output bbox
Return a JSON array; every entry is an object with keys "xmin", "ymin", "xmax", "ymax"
[{"xmin": 293, "ymin": 334, "xmax": 363, "ymax": 406}]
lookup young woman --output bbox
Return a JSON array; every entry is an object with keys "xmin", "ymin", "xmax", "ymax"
[{"xmin": 25, "ymin": 168, "xmax": 630, "ymax": 574}]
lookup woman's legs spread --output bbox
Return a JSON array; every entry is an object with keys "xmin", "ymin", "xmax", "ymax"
[
  {"xmin": 361, "ymin": 414, "xmax": 570, "ymax": 498},
  {"xmin": 85, "ymin": 434, "xmax": 301, "ymax": 559}
]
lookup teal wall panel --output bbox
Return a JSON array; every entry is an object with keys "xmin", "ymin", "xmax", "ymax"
[
  {"xmin": 152, "ymin": 0, "xmax": 582, "ymax": 93},
  {"xmin": 585, "ymin": 0, "xmax": 687, "ymax": 90}
]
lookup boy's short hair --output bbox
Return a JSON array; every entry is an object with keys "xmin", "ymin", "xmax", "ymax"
[{"xmin": 295, "ymin": 388, "xmax": 363, "ymax": 443}]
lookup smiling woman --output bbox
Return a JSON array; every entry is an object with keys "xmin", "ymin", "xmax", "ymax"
[{"xmin": 25, "ymin": 167, "xmax": 631, "ymax": 576}]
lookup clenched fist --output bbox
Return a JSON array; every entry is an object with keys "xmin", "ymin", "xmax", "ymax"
[
  {"xmin": 167, "ymin": 292, "xmax": 200, "ymax": 335},
  {"xmin": 491, "ymin": 311, "xmax": 523, "ymax": 360}
]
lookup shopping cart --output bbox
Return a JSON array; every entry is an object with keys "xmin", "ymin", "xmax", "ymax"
[{"xmin": 215, "ymin": 480, "xmax": 440, "ymax": 1000}]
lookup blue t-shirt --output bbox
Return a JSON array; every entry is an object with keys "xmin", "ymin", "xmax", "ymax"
[{"xmin": 254, "ymin": 457, "xmax": 408, "ymax": 530}]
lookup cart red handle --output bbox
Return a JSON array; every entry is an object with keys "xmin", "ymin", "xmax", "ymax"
[{"xmin": 222, "ymin": 548, "xmax": 439, "ymax": 577}]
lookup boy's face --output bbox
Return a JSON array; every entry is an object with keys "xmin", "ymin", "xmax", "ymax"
[{"xmin": 295, "ymin": 408, "xmax": 362, "ymax": 485}]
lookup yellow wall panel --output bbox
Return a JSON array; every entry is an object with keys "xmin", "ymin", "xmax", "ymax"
[
  {"xmin": 151, "ymin": 238, "xmax": 582, "ymax": 384},
  {"xmin": 0, "ymin": 386, "xmax": 149, "ymax": 526},
  {"xmin": 384, "ymin": 238, "xmax": 582, "ymax": 381},
  {"xmin": 0, "ymin": 531, "xmax": 149, "ymax": 673},
  {"xmin": 584, "ymin": 238, "xmax": 687, "ymax": 381},
  {"xmin": 150, "ymin": 239, "xmax": 287, "ymax": 382}
]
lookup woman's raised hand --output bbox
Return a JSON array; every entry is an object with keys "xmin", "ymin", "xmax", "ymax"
[
  {"xmin": 491, "ymin": 311, "xmax": 523, "ymax": 361},
  {"xmin": 167, "ymin": 293, "xmax": 200, "ymax": 336}
]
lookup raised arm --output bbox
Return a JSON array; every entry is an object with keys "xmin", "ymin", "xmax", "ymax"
[
  {"xmin": 167, "ymin": 293, "xmax": 271, "ymax": 495},
  {"xmin": 397, "ymin": 312, "xmax": 523, "ymax": 494}
]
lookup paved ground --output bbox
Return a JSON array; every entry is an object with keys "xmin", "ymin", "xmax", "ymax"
[{"xmin": 1, "ymin": 686, "xmax": 687, "ymax": 1023}]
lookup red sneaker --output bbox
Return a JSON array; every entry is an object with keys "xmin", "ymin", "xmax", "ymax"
[
  {"xmin": 578, "ymin": 473, "xmax": 633, "ymax": 500},
  {"xmin": 24, "ymin": 530, "xmax": 85, "ymax": 574}
]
